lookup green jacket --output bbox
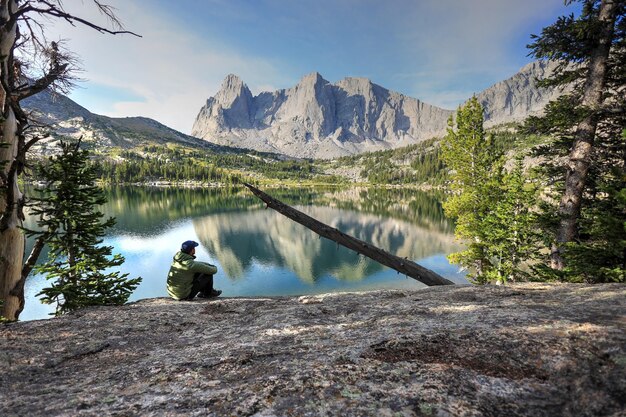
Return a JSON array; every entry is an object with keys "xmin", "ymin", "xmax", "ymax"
[{"xmin": 167, "ymin": 251, "xmax": 218, "ymax": 300}]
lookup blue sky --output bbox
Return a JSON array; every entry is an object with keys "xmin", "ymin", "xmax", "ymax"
[{"xmin": 46, "ymin": 1, "xmax": 579, "ymax": 133}]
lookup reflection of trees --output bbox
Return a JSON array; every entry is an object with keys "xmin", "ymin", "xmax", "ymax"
[
  {"xmin": 24, "ymin": 185, "xmax": 456, "ymax": 267},
  {"xmin": 193, "ymin": 206, "xmax": 461, "ymax": 283},
  {"xmin": 319, "ymin": 187, "xmax": 454, "ymax": 233},
  {"xmin": 24, "ymin": 185, "xmax": 460, "ymax": 285},
  {"xmin": 26, "ymin": 185, "xmax": 451, "ymax": 236},
  {"xmin": 100, "ymin": 187, "xmax": 255, "ymax": 234},
  {"xmin": 97, "ymin": 186, "xmax": 323, "ymax": 235},
  {"xmin": 94, "ymin": 186, "xmax": 452, "ymax": 236}
]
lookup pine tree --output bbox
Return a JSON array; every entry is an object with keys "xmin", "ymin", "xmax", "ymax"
[
  {"xmin": 442, "ymin": 98, "xmax": 540, "ymax": 283},
  {"xmin": 441, "ymin": 97, "xmax": 498, "ymax": 282},
  {"xmin": 539, "ymin": 129, "xmax": 625, "ymax": 282},
  {"xmin": 482, "ymin": 160, "xmax": 540, "ymax": 283},
  {"xmin": 26, "ymin": 140, "xmax": 141, "ymax": 315},
  {"xmin": 1, "ymin": 1, "xmax": 138, "ymax": 320},
  {"xmin": 526, "ymin": 0, "xmax": 625, "ymax": 273}
]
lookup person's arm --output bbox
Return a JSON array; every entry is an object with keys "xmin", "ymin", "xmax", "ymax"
[{"xmin": 188, "ymin": 259, "xmax": 218, "ymax": 275}]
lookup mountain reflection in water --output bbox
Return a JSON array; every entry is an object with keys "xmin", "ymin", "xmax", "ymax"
[
  {"xmin": 20, "ymin": 186, "xmax": 466, "ymax": 321},
  {"xmin": 193, "ymin": 206, "xmax": 461, "ymax": 282}
]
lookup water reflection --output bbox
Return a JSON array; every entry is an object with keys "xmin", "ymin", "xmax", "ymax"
[
  {"xmin": 21, "ymin": 186, "xmax": 466, "ymax": 321},
  {"xmin": 193, "ymin": 206, "xmax": 460, "ymax": 282}
]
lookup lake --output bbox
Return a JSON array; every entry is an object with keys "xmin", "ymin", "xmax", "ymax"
[{"xmin": 20, "ymin": 186, "xmax": 467, "ymax": 320}]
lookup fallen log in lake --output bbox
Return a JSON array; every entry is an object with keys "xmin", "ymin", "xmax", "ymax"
[{"xmin": 243, "ymin": 183, "xmax": 455, "ymax": 286}]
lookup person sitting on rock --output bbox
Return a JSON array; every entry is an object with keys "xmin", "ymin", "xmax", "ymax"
[{"xmin": 167, "ymin": 240, "xmax": 221, "ymax": 300}]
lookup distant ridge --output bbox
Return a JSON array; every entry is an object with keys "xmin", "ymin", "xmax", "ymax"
[
  {"xmin": 21, "ymin": 61, "xmax": 562, "ymax": 160},
  {"xmin": 192, "ymin": 61, "xmax": 561, "ymax": 159},
  {"xmin": 476, "ymin": 61, "xmax": 562, "ymax": 127},
  {"xmin": 23, "ymin": 89, "xmax": 203, "ymax": 149}
]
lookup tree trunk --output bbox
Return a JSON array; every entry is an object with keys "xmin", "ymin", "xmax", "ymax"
[
  {"xmin": 550, "ymin": 0, "xmax": 618, "ymax": 270},
  {"xmin": 244, "ymin": 183, "xmax": 455, "ymax": 286},
  {"xmin": 0, "ymin": 0, "xmax": 25, "ymax": 320}
]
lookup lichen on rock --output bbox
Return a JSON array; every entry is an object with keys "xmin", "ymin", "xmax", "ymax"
[{"xmin": 1, "ymin": 283, "xmax": 625, "ymax": 416}]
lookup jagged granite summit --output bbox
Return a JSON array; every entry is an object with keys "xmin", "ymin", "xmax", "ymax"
[
  {"xmin": 1, "ymin": 283, "xmax": 624, "ymax": 416},
  {"xmin": 192, "ymin": 61, "xmax": 561, "ymax": 159},
  {"xmin": 192, "ymin": 72, "xmax": 454, "ymax": 159}
]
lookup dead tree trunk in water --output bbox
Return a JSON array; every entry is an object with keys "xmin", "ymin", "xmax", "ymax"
[{"xmin": 244, "ymin": 183, "xmax": 455, "ymax": 287}]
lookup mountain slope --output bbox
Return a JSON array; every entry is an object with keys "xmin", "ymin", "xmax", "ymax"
[
  {"xmin": 22, "ymin": 61, "xmax": 561, "ymax": 161},
  {"xmin": 23, "ymin": 89, "xmax": 214, "ymax": 151},
  {"xmin": 477, "ymin": 60, "xmax": 562, "ymax": 126},
  {"xmin": 192, "ymin": 61, "xmax": 560, "ymax": 159}
]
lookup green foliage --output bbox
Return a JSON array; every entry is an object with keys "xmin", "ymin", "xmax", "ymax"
[
  {"xmin": 441, "ymin": 97, "xmax": 497, "ymax": 283},
  {"xmin": 563, "ymin": 129, "xmax": 626, "ymax": 282},
  {"xmin": 441, "ymin": 97, "xmax": 494, "ymax": 193},
  {"xmin": 442, "ymin": 98, "xmax": 540, "ymax": 284},
  {"xmin": 535, "ymin": 130, "xmax": 626, "ymax": 283},
  {"xmin": 525, "ymin": 1, "xmax": 626, "ymax": 281},
  {"xmin": 88, "ymin": 144, "xmax": 338, "ymax": 185},
  {"xmin": 334, "ymin": 138, "xmax": 448, "ymax": 185},
  {"xmin": 27, "ymin": 140, "xmax": 141, "ymax": 315},
  {"xmin": 481, "ymin": 161, "xmax": 541, "ymax": 283}
]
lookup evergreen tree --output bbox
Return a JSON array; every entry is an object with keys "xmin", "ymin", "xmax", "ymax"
[
  {"xmin": 442, "ymin": 98, "xmax": 540, "ymax": 283},
  {"xmin": 441, "ymin": 97, "xmax": 498, "ymax": 282},
  {"xmin": 535, "ymin": 129, "xmax": 625, "ymax": 282},
  {"xmin": 526, "ymin": 0, "xmax": 625, "ymax": 273},
  {"xmin": 0, "ymin": 1, "xmax": 137, "ymax": 320},
  {"xmin": 482, "ymin": 160, "xmax": 540, "ymax": 283},
  {"xmin": 26, "ymin": 141, "xmax": 141, "ymax": 315}
]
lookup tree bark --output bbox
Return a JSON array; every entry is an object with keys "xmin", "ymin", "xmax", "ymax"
[
  {"xmin": 244, "ymin": 183, "xmax": 455, "ymax": 286},
  {"xmin": 0, "ymin": 1, "xmax": 137, "ymax": 320},
  {"xmin": 0, "ymin": 0, "xmax": 25, "ymax": 320},
  {"xmin": 550, "ymin": 0, "xmax": 618, "ymax": 270}
]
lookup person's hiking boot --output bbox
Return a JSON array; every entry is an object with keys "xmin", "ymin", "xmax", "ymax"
[{"xmin": 198, "ymin": 289, "xmax": 222, "ymax": 298}]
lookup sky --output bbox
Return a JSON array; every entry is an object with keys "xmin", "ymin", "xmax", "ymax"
[{"xmin": 40, "ymin": 0, "xmax": 579, "ymax": 134}]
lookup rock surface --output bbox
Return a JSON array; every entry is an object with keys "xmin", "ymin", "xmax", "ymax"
[
  {"xmin": 1, "ymin": 283, "xmax": 625, "ymax": 416},
  {"xmin": 192, "ymin": 62, "xmax": 561, "ymax": 159},
  {"xmin": 22, "ymin": 89, "xmax": 217, "ymax": 153},
  {"xmin": 476, "ymin": 61, "xmax": 564, "ymax": 127}
]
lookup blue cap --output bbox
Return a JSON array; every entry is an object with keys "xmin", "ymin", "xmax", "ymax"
[{"xmin": 181, "ymin": 240, "xmax": 199, "ymax": 253}]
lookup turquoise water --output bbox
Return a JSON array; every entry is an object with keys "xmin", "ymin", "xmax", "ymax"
[{"xmin": 20, "ymin": 186, "xmax": 467, "ymax": 320}]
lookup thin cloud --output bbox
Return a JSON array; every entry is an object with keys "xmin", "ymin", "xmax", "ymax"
[
  {"xmin": 35, "ymin": 0, "xmax": 574, "ymax": 132},
  {"xmin": 40, "ymin": 1, "xmax": 285, "ymax": 133}
]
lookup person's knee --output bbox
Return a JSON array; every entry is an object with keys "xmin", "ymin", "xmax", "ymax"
[{"xmin": 197, "ymin": 273, "xmax": 212, "ymax": 285}]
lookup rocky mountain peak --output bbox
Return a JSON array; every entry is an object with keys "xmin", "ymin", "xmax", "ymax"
[
  {"xmin": 214, "ymin": 74, "xmax": 252, "ymax": 106},
  {"xmin": 336, "ymin": 77, "xmax": 380, "ymax": 99},
  {"xmin": 337, "ymin": 76, "xmax": 374, "ymax": 88},
  {"xmin": 297, "ymin": 71, "xmax": 327, "ymax": 86},
  {"xmin": 201, "ymin": 74, "xmax": 254, "ymax": 129},
  {"xmin": 191, "ymin": 61, "xmax": 561, "ymax": 159},
  {"xmin": 267, "ymin": 71, "xmax": 337, "ymax": 139},
  {"xmin": 221, "ymin": 73, "xmax": 246, "ymax": 90}
]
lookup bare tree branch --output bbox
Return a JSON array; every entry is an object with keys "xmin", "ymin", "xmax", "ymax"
[{"xmin": 15, "ymin": 1, "xmax": 141, "ymax": 37}]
